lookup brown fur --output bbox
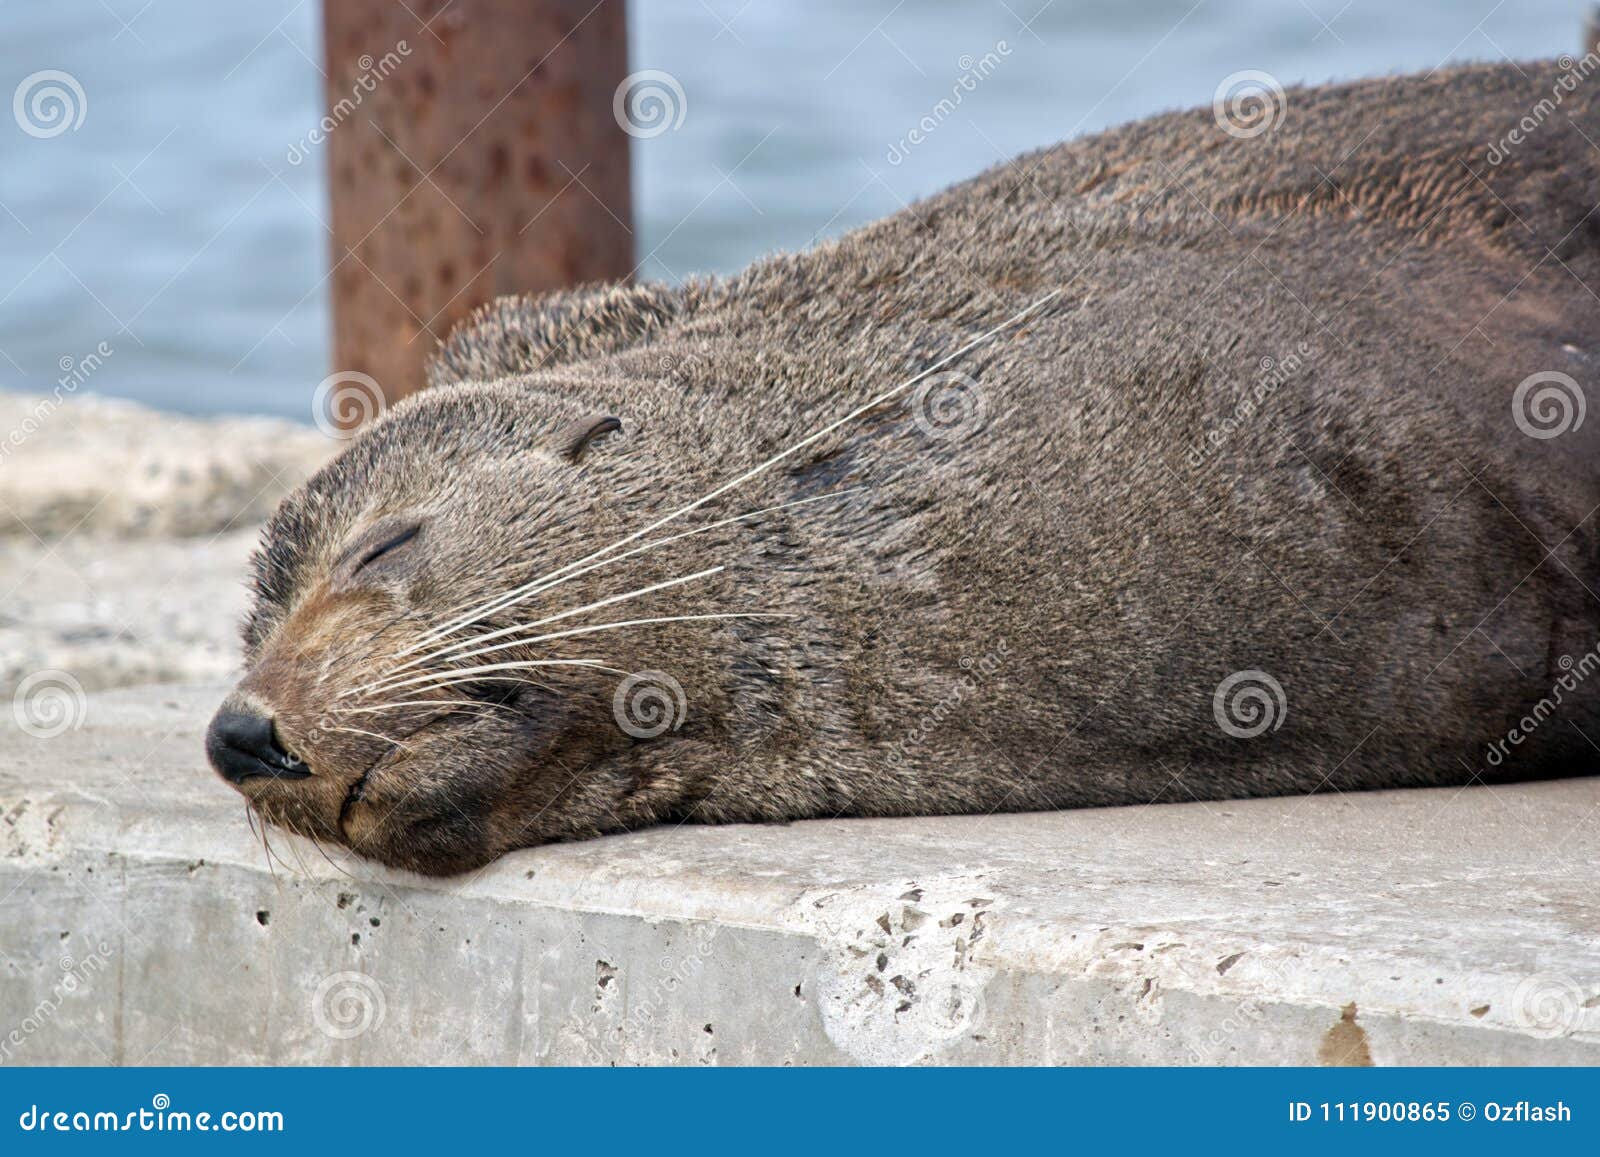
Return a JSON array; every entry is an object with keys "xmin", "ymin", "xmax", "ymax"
[{"xmin": 212, "ymin": 62, "xmax": 1600, "ymax": 875}]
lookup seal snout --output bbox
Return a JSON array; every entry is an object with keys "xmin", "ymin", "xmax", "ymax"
[{"xmin": 205, "ymin": 704, "xmax": 311, "ymax": 785}]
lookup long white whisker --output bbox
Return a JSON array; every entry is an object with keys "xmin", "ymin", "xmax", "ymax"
[
  {"xmin": 340, "ymin": 698, "xmax": 523, "ymax": 717},
  {"xmin": 361, "ymin": 612, "xmax": 794, "ymax": 698},
  {"xmin": 421, "ymin": 290, "xmax": 1057, "ymax": 642},
  {"xmin": 344, "ymin": 657, "xmax": 619, "ymax": 700},
  {"xmin": 283, "ymin": 831, "xmax": 313, "ymax": 877},
  {"xmin": 259, "ymin": 823, "xmax": 294, "ymax": 878},
  {"xmin": 329, "ymin": 724, "xmax": 414, "ymax": 751},
  {"xmin": 390, "ymin": 565, "xmax": 726, "ymax": 678},
  {"xmin": 245, "ymin": 805, "xmax": 275, "ymax": 884},
  {"xmin": 359, "ymin": 662, "xmax": 633, "ymax": 700},
  {"xmin": 307, "ymin": 834, "xmax": 358, "ymax": 881},
  {"xmin": 411, "ymin": 488, "xmax": 864, "ymax": 652}
]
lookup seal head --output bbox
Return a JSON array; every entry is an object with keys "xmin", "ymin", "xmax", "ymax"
[{"xmin": 206, "ymin": 384, "xmax": 662, "ymax": 875}]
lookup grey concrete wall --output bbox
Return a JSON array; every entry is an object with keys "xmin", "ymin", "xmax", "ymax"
[{"xmin": 2, "ymin": 684, "xmax": 1598, "ymax": 1065}]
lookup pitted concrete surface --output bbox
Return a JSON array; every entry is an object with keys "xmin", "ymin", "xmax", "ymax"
[{"xmin": 2, "ymin": 682, "xmax": 1598, "ymax": 1065}]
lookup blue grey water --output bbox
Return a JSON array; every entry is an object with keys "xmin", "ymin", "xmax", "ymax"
[{"xmin": 0, "ymin": 0, "xmax": 1584, "ymax": 419}]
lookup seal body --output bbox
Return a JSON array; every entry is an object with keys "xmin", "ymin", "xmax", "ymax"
[{"xmin": 212, "ymin": 61, "xmax": 1600, "ymax": 874}]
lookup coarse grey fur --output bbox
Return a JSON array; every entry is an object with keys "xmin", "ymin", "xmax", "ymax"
[{"xmin": 212, "ymin": 61, "xmax": 1600, "ymax": 875}]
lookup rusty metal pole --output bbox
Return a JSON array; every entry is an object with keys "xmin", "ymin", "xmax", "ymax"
[{"xmin": 321, "ymin": 0, "xmax": 633, "ymax": 406}]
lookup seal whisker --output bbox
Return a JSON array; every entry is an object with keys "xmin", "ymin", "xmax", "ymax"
[
  {"xmin": 259, "ymin": 819, "xmax": 295, "ymax": 879},
  {"xmin": 346, "ymin": 656, "xmax": 624, "ymax": 699},
  {"xmin": 329, "ymin": 724, "xmax": 416, "ymax": 751},
  {"xmin": 362, "ymin": 663, "xmax": 632, "ymax": 701},
  {"xmin": 356, "ymin": 612, "xmax": 797, "ymax": 698},
  {"xmin": 245, "ymin": 803, "xmax": 275, "ymax": 883},
  {"xmin": 394, "ymin": 564, "xmax": 727, "ymax": 675},
  {"xmin": 420, "ymin": 290, "xmax": 1058, "ymax": 644},
  {"xmin": 283, "ymin": 830, "xmax": 314, "ymax": 877},
  {"xmin": 339, "ymin": 697, "xmax": 525, "ymax": 718},
  {"xmin": 307, "ymin": 833, "xmax": 358, "ymax": 881},
  {"xmin": 411, "ymin": 487, "xmax": 866, "ymax": 652}
]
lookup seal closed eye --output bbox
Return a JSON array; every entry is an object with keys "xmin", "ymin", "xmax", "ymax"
[
  {"xmin": 353, "ymin": 524, "xmax": 421, "ymax": 572},
  {"xmin": 207, "ymin": 62, "xmax": 1600, "ymax": 875}
]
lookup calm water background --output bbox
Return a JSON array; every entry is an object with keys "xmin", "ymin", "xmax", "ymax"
[{"xmin": 0, "ymin": 0, "xmax": 1586, "ymax": 419}]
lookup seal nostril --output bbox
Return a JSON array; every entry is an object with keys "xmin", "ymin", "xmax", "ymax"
[
  {"xmin": 205, "ymin": 708, "xmax": 312, "ymax": 785},
  {"xmin": 264, "ymin": 722, "xmax": 304, "ymax": 766}
]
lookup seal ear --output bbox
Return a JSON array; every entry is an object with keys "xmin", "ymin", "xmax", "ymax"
[{"xmin": 551, "ymin": 415, "xmax": 622, "ymax": 461}]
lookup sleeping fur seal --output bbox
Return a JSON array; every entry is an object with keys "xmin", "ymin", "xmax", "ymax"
[{"xmin": 207, "ymin": 61, "xmax": 1600, "ymax": 875}]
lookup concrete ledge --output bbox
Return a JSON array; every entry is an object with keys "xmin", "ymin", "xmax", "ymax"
[{"xmin": 3, "ymin": 684, "xmax": 1598, "ymax": 1065}]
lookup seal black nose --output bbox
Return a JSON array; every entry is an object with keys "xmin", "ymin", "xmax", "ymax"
[{"xmin": 206, "ymin": 708, "xmax": 311, "ymax": 784}]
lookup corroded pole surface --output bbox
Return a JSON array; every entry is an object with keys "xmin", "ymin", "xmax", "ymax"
[{"xmin": 322, "ymin": 0, "xmax": 633, "ymax": 404}]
